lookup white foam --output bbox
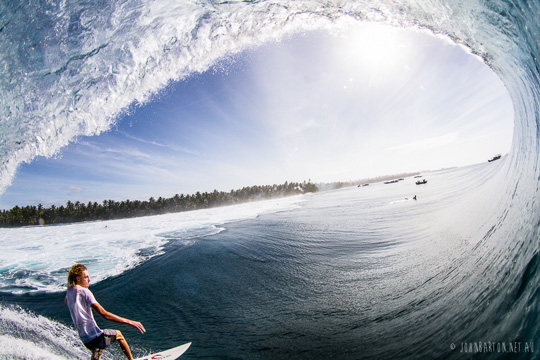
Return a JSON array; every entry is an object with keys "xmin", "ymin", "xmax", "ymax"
[{"xmin": 0, "ymin": 305, "xmax": 91, "ymax": 359}]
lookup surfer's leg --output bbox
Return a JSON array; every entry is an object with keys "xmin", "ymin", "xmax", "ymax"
[
  {"xmin": 90, "ymin": 349, "xmax": 104, "ymax": 360},
  {"xmin": 116, "ymin": 330, "xmax": 134, "ymax": 360}
]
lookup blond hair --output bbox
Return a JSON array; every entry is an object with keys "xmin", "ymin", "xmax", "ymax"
[{"xmin": 67, "ymin": 263, "xmax": 87, "ymax": 288}]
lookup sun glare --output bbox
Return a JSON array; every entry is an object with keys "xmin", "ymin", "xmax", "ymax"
[{"xmin": 339, "ymin": 22, "xmax": 408, "ymax": 81}]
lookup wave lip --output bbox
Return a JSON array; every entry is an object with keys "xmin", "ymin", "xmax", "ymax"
[
  {"xmin": 0, "ymin": 0, "xmax": 336, "ymax": 193},
  {"xmin": 1, "ymin": 0, "xmax": 454, "ymax": 194}
]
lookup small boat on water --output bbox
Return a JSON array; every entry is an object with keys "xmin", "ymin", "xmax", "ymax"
[
  {"xmin": 488, "ymin": 154, "xmax": 502, "ymax": 162},
  {"xmin": 416, "ymin": 179, "xmax": 428, "ymax": 185}
]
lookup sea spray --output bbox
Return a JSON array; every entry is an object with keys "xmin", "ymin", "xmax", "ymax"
[{"xmin": 0, "ymin": 304, "xmax": 90, "ymax": 359}]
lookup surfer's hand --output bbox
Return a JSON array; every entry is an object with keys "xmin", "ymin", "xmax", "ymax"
[{"xmin": 129, "ymin": 320, "xmax": 146, "ymax": 333}]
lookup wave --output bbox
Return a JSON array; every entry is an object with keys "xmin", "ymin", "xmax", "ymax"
[
  {"xmin": 0, "ymin": 0, "xmax": 337, "ymax": 192},
  {"xmin": 1, "ymin": 0, "xmax": 540, "ymax": 357},
  {"xmin": 0, "ymin": 304, "xmax": 91, "ymax": 359}
]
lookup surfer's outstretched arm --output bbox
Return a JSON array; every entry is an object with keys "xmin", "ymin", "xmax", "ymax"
[{"xmin": 91, "ymin": 303, "xmax": 146, "ymax": 333}]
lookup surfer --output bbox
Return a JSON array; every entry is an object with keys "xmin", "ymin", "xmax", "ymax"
[{"xmin": 65, "ymin": 263, "xmax": 146, "ymax": 360}]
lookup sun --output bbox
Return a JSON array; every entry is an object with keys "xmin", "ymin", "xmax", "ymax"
[{"xmin": 337, "ymin": 22, "xmax": 411, "ymax": 83}]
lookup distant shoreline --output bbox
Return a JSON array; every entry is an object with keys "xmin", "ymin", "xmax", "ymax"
[
  {"xmin": 0, "ymin": 181, "xmax": 318, "ymax": 228},
  {"xmin": 0, "ymin": 170, "xmax": 432, "ymax": 228}
]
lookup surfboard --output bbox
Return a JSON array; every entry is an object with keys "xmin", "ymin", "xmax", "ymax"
[{"xmin": 134, "ymin": 342, "xmax": 192, "ymax": 360}]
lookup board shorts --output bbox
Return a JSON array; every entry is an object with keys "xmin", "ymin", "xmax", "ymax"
[{"xmin": 84, "ymin": 329, "xmax": 118, "ymax": 352}]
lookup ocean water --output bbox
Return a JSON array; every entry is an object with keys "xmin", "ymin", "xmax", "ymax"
[
  {"xmin": 1, "ymin": 0, "xmax": 540, "ymax": 359},
  {"xmin": 0, "ymin": 196, "xmax": 305, "ymax": 294},
  {"xmin": 1, "ymin": 162, "xmax": 519, "ymax": 360}
]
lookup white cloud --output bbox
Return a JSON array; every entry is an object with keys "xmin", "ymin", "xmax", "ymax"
[
  {"xmin": 119, "ymin": 132, "xmax": 202, "ymax": 157},
  {"xmin": 62, "ymin": 185, "xmax": 83, "ymax": 195}
]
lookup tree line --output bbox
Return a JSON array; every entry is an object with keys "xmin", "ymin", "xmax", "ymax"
[{"xmin": 0, "ymin": 180, "xmax": 318, "ymax": 227}]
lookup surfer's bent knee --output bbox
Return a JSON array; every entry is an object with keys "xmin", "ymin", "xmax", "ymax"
[{"xmin": 116, "ymin": 330, "xmax": 125, "ymax": 342}]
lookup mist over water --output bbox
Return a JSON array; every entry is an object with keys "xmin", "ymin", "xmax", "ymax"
[{"xmin": 1, "ymin": 0, "xmax": 540, "ymax": 359}]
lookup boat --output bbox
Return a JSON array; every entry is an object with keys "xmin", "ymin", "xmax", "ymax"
[
  {"xmin": 488, "ymin": 154, "xmax": 502, "ymax": 162},
  {"xmin": 416, "ymin": 179, "xmax": 428, "ymax": 185}
]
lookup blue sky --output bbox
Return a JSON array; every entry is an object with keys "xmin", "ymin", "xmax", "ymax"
[{"xmin": 1, "ymin": 23, "xmax": 514, "ymax": 208}]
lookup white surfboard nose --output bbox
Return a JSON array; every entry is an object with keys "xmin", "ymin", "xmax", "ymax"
[{"xmin": 134, "ymin": 341, "xmax": 192, "ymax": 360}]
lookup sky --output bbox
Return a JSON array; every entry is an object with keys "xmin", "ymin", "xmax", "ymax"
[{"xmin": 0, "ymin": 23, "xmax": 514, "ymax": 209}]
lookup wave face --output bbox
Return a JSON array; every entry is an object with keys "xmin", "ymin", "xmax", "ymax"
[{"xmin": 1, "ymin": 0, "xmax": 540, "ymax": 358}]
